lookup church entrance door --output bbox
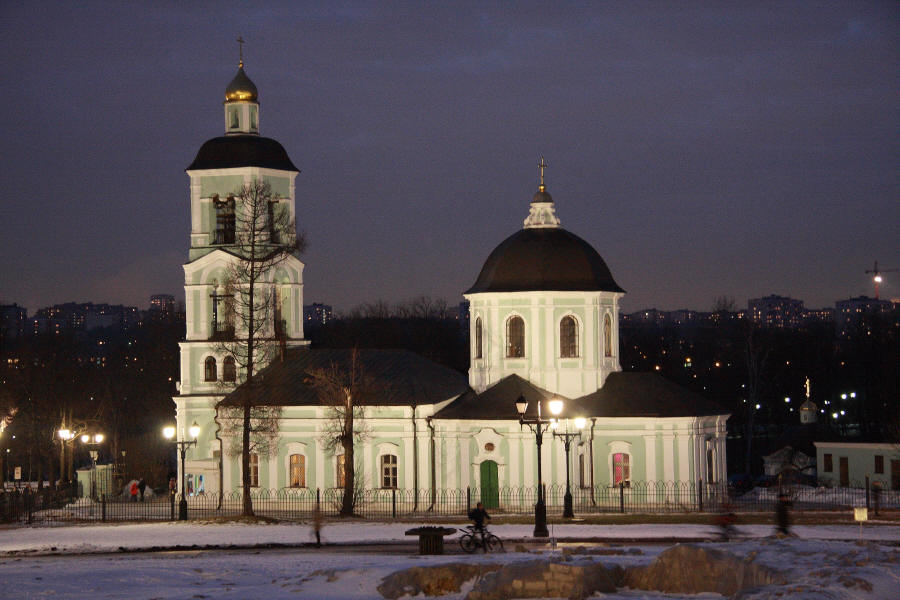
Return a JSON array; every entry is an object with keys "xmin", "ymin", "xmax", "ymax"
[{"xmin": 479, "ymin": 460, "xmax": 499, "ymax": 509}]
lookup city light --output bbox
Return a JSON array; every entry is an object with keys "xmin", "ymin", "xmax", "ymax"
[{"xmin": 784, "ymin": 397, "xmax": 790, "ymax": 403}]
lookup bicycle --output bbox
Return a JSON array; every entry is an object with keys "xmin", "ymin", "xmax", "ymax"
[{"xmin": 459, "ymin": 525, "xmax": 503, "ymax": 553}]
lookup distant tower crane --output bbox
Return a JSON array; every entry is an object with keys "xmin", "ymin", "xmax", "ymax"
[{"xmin": 865, "ymin": 261, "xmax": 898, "ymax": 300}]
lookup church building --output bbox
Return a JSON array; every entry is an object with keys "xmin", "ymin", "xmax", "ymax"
[{"xmin": 173, "ymin": 61, "xmax": 729, "ymax": 502}]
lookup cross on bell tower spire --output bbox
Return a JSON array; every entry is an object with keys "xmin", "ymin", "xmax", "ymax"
[
  {"xmin": 539, "ymin": 155, "xmax": 548, "ymax": 191},
  {"xmin": 236, "ymin": 36, "xmax": 246, "ymax": 67}
]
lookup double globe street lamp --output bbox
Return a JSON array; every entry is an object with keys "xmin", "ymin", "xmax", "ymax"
[
  {"xmin": 80, "ymin": 433, "xmax": 104, "ymax": 500},
  {"xmin": 515, "ymin": 395, "xmax": 563, "ymax": 538},
  {"xmin": 163, "ymin": 422, "xmax": 200, "ymax": 520},
  {"xmin": 552, "ymin": 416, "xmax": 586, "ymax": 519}
]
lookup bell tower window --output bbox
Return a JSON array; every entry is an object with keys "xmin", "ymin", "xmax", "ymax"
[
  {"xmin": 214, "ymin": 195, "xmax": 236, "ymax": 245},
  {"xmin": 603, "ymin": 314, "xmax": 613, "ymax": 357}
]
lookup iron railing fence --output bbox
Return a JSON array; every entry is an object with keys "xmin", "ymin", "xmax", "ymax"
[{"xmin": 4, "ymin": 479, "xmax": 897, "ymax": 526}]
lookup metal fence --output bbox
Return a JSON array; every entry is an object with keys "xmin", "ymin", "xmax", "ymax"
[{"xmin": 3, "ymin": 479, "xmax": 897, "ymax": 526}]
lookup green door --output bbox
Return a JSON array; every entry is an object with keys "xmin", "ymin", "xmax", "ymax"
[{"xmin": 480, "ymin": 460, "xmax": 499, "ymax": 509}]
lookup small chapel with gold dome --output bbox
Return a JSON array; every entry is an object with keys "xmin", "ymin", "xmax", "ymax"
[{"xmin": 172, "ymin": 59, "xmax": 729, "ymax": 506}]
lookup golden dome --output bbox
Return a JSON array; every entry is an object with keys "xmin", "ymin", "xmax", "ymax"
[{"xmin": 225, "ymin": 63, "xmax": 258, "ymax": 102}]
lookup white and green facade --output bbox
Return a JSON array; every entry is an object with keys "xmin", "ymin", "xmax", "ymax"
[{"xmin": 173, "ymin": 63, "xmax": 729, "ymax": 500}]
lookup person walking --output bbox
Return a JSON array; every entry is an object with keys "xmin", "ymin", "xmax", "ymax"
[
  {"xmin": 137, "ymin": 478, "xmax": 147, "ymax": 502},
  {"xmin": 312, "ymin": 506, "xmax": 323, "ymax": 548}
]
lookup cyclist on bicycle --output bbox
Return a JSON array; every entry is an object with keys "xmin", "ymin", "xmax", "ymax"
[{"xmin": 468, "ymin": 502, "xmax": 491, "ymax": 545}]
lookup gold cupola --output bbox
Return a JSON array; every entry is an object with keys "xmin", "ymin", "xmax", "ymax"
[
  {"xmin": 223, "ymin": 60, "xmax": 260, "ymax": 135},
  {"xmin": 225, "ymin": 61, "xmax": 258, "ymax": 102}
]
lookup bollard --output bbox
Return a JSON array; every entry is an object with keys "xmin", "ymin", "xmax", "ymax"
[
  {"xmin": 170, "ymin": 491, "xmax": 176, "ymax": 521},
  {"xmin": 466, "ymin": 486, "xmax": 471, "ymax": 514},
  {"xmin": 698, "ymin": 479, "xmax": 704, "ymax": 513},
  {"xmin": 391, "ymin": 488, "xmax": 397, "ymax": 518},
  {"xmin": 619, "ymin": 481, "xmax": 625, "ymax": 513},
  {"xmin": 316, "ymin": 487, "xmax": 321, "ymax": 516}
]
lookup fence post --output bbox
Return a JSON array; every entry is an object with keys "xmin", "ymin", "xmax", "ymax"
[
  {"xmin": 391, "ymin": 488, "xmax": 397, "ymax": 519},
  {"xmin": 698, "ymin": 479, "xmax": 704, "ymax": 513},
  {"xmin": 619, "ymin": 482, "xmax": 625, "ymax": 513},
  {"xmin": 316, "ymin": 487, "xmax": 321, "ymax": 517},
  {"xmin": 170, "ymin": 490, "xmax": 176, "ymax": 521},
  {"xmin": 466, "ymin": 486, "xmax": 471, "ymax": 514},
  {"xmin": 101, "ymin": 494, "xmax": 107, "ymax": 522},
  {"xmin": 865, "ymin": 476, "xmax": 870, "ymax": 511}
]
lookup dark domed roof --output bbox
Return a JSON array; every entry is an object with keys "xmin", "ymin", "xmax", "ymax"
[
  {"xmin": 186, "ymin": 135, "xmax": 299, "ymax": 172},
  {"xmin": 225, "ymin": 65, "xmax": 258, "ymax": 102},
  {"xmin": 465, "ymin": 227, "xmax": 624, "ymax": 294}
]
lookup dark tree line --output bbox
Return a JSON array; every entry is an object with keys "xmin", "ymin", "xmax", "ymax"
[{"xmin": 0, "ymin": 316, "xmax": 182, "ymax": 488}]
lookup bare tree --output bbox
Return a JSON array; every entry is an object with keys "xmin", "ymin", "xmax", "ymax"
[
  {"xmin": 214, "ymin": 179, "xmax": 305, "ymax": 516},
  {"xmin": 308, "ymin": 349, "xmax": 377, "ymax": 517}
]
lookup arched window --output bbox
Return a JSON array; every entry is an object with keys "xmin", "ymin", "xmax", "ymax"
[
  {"xmin": 506, "ymin": 316, "xmax": 524, "ymax": 358},
  {"xmin": 289, "ymin": 454, "xmax": 306, "ymax": 488},
  {"xmin": 223, "ymin": 356, "xmax": 236, "ymax": 382},
  {"xmin": 474, "ymin": 317, "xmax": 483, "ymax": 359},
  {"xmin": 560, "ymin": 315, "xmax": 578, "ymax": 357},
  {"xmin": 603, "ymin": 314, "xmax": 613, "ymax": 357},
  {"xmin": 204, "ymin": 356, "xmax": 217, "ymax": 381},
  {"xmin": 613, "ymin": 453, "xmax": 630, "ymax": 487},
  {"xmin": 380, "ymin": 454, "xmax": 398, "ymax": 489}
]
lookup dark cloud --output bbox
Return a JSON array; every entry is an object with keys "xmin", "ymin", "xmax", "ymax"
[{"xmin": 1, "ymin": 1, "xmax": 898, "ymax": 313}]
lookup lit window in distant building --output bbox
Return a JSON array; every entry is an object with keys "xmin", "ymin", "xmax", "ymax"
[
  {"xmin": 506, "ymin": 316, "xmax": 524, "ymax": 358},
  {"xmin": 560, "ymin": 315, "xmax": 578, "ymax": 357}
]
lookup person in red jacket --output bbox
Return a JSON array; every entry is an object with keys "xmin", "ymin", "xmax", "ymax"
[{"xmin": 129, "ymin": 481, "xmax": 139, "ymax": 502}]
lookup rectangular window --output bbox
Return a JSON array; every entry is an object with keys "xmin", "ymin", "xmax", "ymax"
[
  {"xmin": 336, "ymin": 454, "xmax": 345, "ymax": 488},
  {"xmin": 249, "ymin": 453, "xmax": 259, "ymax": 487},
  {"xmin": 875, "ymin": 455, "xmax": 884, "ymax": 474},
  {"xmin": 381, "ymin": 454, "xmax": 398, "ymax": 489},
  {"xmin": 823, "ymin": 453, "xmax": 833, "ymax": 473},
  {"xmin": 289, "ymin": 454, "xmax": 305, "ymax": 488},
  {"xmin": 613, "ymin": 453, "xmax": 630, "ymax": 486}
]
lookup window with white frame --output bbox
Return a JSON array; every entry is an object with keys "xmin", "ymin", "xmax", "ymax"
[
  {"xmin": 289, "ymin": 454, "xmax": 306, "ymax": 488},
  {"xmin": 249, "ymin": 453, "xmax": 259, "ymax": 487},
  {"xmin": 612, "ymin": 452, "xmax": 630, "ymax": 486},
  {"xmin": 560, "ymin": 315, "xmax": 578, "ymax": 357},
  {"xmin": 506, "ymin": 315, "xmax": 524, "ymax": 358},
  {"xmin": 380, "ymin": 454, "xmax": 398, "ymax": 489}
]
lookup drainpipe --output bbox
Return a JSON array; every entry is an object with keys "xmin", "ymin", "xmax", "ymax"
[
  {"xmin": 589, "ymin": 418, "xmax": 596, "ymax": 505},
  {"xmin": 412, "ymin": 405, "xmax": 418, "ymax": 512},
  {"xmin": 214, "ymin": 404, "xmax": 224, "ymax": 510},
  {"xmin": 426, "ymin": 416, "xmax": 436, "ymax": 511}
]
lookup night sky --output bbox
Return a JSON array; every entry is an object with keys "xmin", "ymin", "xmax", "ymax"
[{"xmin": 2, "ymin": 2, "xmax": 898, "ymax": 315}]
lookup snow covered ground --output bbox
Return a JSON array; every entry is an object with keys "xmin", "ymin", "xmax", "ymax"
[{"xmin": 1, "ymin": 521, "xmax": 898, "ymax": 599}]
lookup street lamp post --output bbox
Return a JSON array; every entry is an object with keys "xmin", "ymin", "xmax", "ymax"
[
  {"xmin": 515, "ymin": 395, "xmax": 563, "ymax": 538},
  {"xmin": 164, "ymin": 422, "xmax": 199, "ymax": 521},
  {"xmin": 80, "ymin": 433, "xmax": 104, "ymax": 500},
  {"xmin": 553, "ymin": 416, "xmax": 586, "ymax": 519}
]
